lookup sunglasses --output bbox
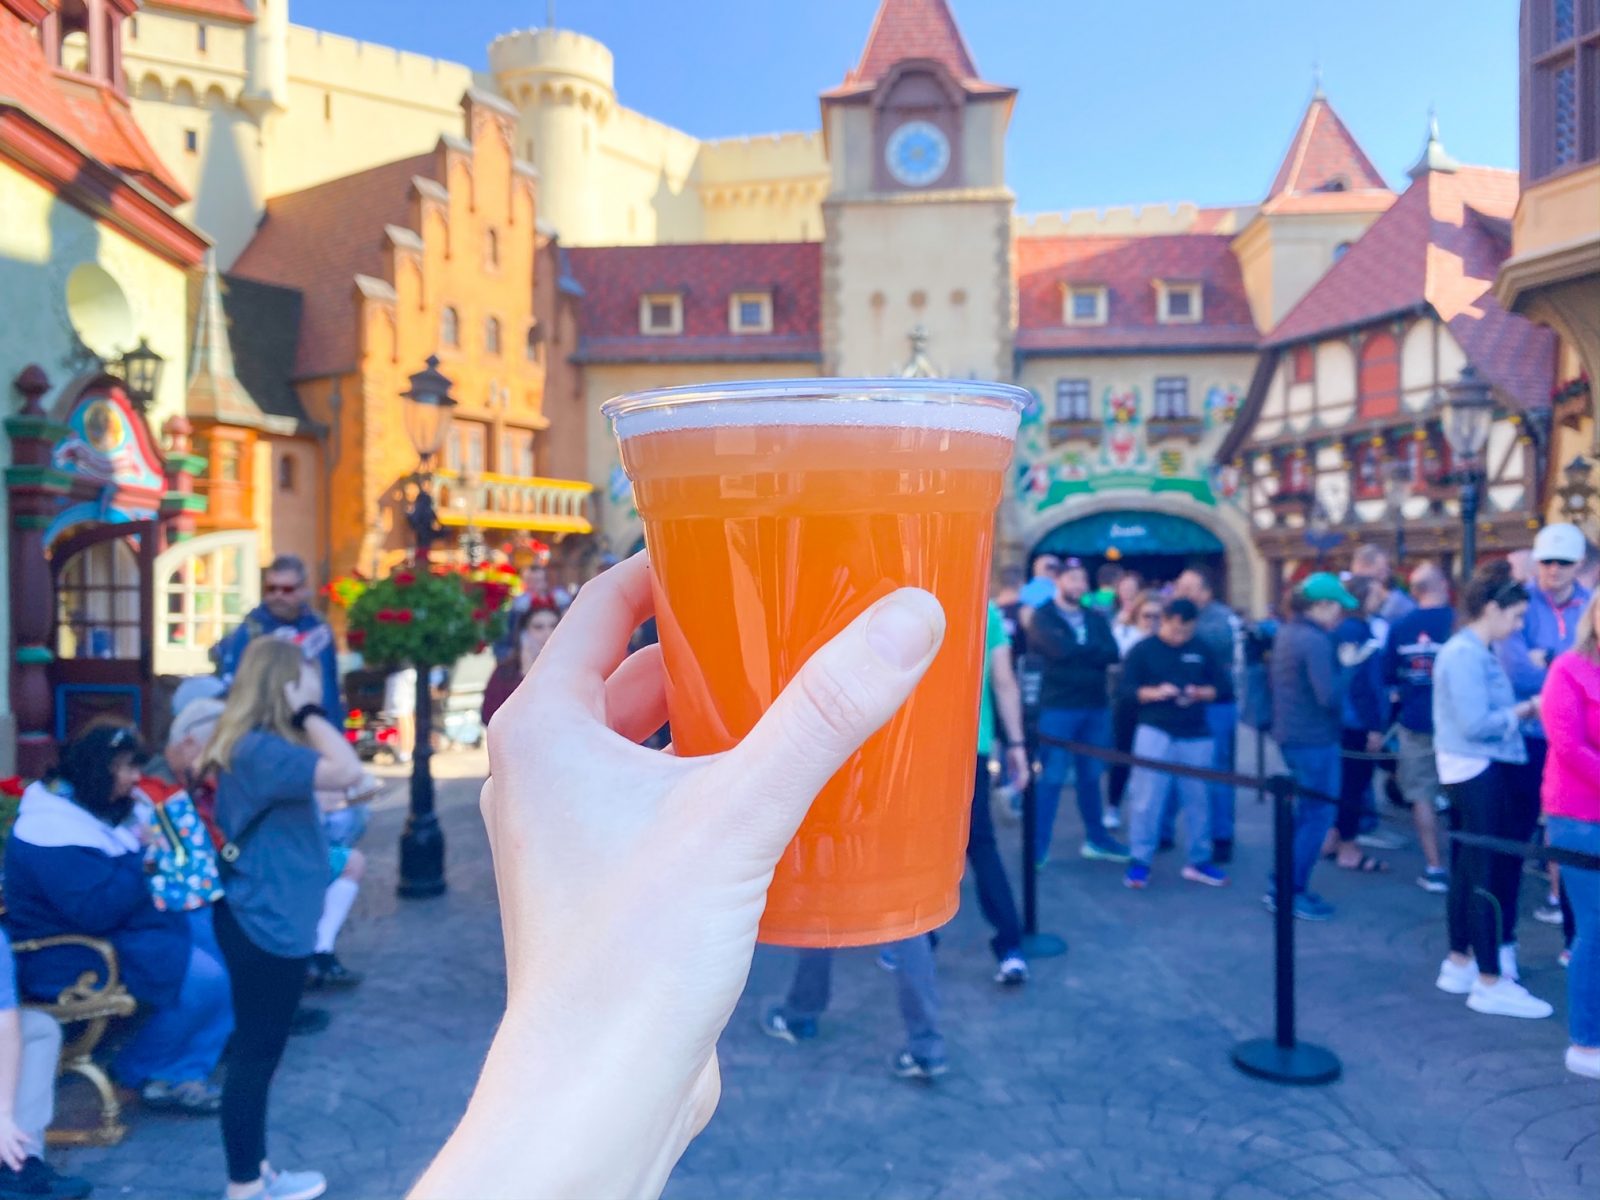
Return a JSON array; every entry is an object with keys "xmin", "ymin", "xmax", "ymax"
[
  {"xmin": 264, "ymin": 584, "xmax": 302, "ymax": 595},
  {"xmin": 1138, "ymin": 610, "xmax": 1162, "ymax": 621},
  {"xmin": 1541, "ymin": 559, "xmax": 1577, "ymax": 568}
]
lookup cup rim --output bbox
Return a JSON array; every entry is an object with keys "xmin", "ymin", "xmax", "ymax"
[{"xmin": 600, "ymin": 376, "xmax": 1031, "ymax": 421}]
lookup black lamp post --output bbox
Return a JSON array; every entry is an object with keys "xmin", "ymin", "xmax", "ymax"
[
  {"xmin": 1442, "ymin": 366, "xmax": 1496, "ymax": 579},
  {"xmin": 397, "ymin": 354, "xmax": 456, "ymax": 900},
  {"xmin": 1384, "ymin": 458, "xmax": 1413, "ymax": 569},
  {"xmin": 118, "ymin": 338, "xmax": 165, "ymax": 411},
  {"xmin": 1557, "ymin": 455, "xmax": 1597, "ymax": 533}
]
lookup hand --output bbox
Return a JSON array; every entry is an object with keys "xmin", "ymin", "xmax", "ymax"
[
  {"xmin": 283, "ymin": 670, "xmax": 321, "ymax": 713},
  {"xmin": 1529, "ymin": 649, "xmax": 1550, "ymax": 670},
  {"xmin": 414, "ymin": 553, "xmax": 944, "ymax": 1199},
  {"xmin": 1152, "ymin": 682, "xmax": 1180, "ymax": 701},
  {"xmin": 1005, "ymin": 745, "xmax": 1031, "ymax": 789},
  {"xmin": 0, "ymin": 1113, "xmax": 33, "ymax": 1172}
]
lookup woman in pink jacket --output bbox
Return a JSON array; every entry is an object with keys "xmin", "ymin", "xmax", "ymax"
[{"xmin": 1539, "ymin": 591, "xmax": 1600, "ymax": 1081}]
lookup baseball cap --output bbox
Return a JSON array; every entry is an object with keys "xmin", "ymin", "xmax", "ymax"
[
  {"xmin": 1299, "ymin": 572, "xmax": 1358, "ymax": 609},
  {"xmin": 1532, "ymin": 522, "xmax": 1586, "ymax": 564}
]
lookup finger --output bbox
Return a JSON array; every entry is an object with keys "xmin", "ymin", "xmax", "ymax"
[
  {"xmin": 702, "ymin": 588, "xmax": 944, "ymax": 861},
  {"xmin": 604, "ymin": 644, "xmax": 670, "ymax": 743}
]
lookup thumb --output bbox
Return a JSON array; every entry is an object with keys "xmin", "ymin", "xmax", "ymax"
[{"xmin": 703, "ymin": 588, "xmax": 945, "ymax": 862}]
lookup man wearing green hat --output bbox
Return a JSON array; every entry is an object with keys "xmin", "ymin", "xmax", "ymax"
[{"xmin": 1266, "ymin": 571, "xmax": 1359, "ymax": 921}]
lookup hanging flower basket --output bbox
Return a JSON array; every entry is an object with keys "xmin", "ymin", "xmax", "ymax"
[{"xmin": 331, "ymin": 564, "xmax": 519, "ymax": 668}]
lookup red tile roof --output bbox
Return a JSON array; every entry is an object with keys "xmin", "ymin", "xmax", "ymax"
[
  {"xmin": 1264, "ymin": 95, "xmax": 1388, "ymax": 202},
  {"xmin": 230, "ymin": 152, "xmax": 436, "ymax": 378},
  {"xmin": 143, "ymin": 0, "xmax": 254, "ymax": 21},
  {"xmin": 1014, "ymin": 234, "xmax": 1258, "ymax": 355},
  {"xmin": 566, "ymin": 242, "xmax": 822, "ymax": 364},
  {"xmin": 0, "ymin": 7, "xmax": 187, "ymax": 205},
  {"xmin": 823, "ymin": 0, "xmax": 1010, "ymax": 100},
  {"xmin": 1265, "ymin": 166, "xmax": 1554, "ymax": 410}
]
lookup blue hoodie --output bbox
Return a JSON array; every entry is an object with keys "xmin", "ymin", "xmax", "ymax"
[
  {"xmin": 1497, "ymin": 582, "xmax": 1591, "ymax": 740},
  {"xmin": 215, "ymin": 604, "xmax": 342, "ymax": 714}
]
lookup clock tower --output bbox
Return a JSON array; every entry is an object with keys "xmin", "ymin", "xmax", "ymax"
[{"xmin": 819, "ymin": 0, "xmax": 1016, "ymax": 379}]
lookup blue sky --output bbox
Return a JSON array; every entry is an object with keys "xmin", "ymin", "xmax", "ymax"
[{"xmin": 293, "ymin": 0, "xmax": 1518, "ymax": 213}]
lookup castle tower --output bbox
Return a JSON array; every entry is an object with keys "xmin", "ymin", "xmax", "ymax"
[
  {"xmin": 240, "ymin": 0, "xmax": 288, "ymax": 118},
  {"xmin": 489, "ymin": 27, "xmax": 615, "ymax": 245}
]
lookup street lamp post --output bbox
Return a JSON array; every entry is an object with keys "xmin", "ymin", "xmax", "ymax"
[
  {"xmin": 1441, "ymin": 366, "xmax": 1496, "ymax": 579},
  {"xmin": 1383, "ymin": 458, "xmax": 1413, "ymax": 569},
  {"xmin": 117, "ymin": 338, "xmax": 165, "ymax": 411},
  {"xmin": 397, "ymin": 355, "xmax": 457, "ymax": 899}
]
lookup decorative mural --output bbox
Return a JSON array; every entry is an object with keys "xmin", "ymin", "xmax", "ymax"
[
  {"xmin": 1203, "ymin": 384, "xmax": 1242, "ymax": 429},
  {"xmin": 1101, "ymin": 386, "xmax": 1144, "ymax": 470}
]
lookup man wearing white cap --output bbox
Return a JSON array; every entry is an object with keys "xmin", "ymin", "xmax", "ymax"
[{"xmin": 1496, "ymin": 522, "xmax": 1591, "ymax": 979}]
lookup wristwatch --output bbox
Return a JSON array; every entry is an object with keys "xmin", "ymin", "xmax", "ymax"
[{"xmin": 291, "ymin": 703, "xmax": 329, "ymax": 730}]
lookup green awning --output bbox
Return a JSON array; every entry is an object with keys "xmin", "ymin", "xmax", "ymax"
[{"xmin": 1034, "ymin": 511, "xmax": 1224, "ymax": 559}]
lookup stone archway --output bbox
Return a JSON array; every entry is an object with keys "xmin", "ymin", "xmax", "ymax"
[{"xmin": 1011, "ymin": 491, "xmax": 1266, "ymax": 615}]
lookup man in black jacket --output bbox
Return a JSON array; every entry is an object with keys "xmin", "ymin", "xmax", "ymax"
[{"xmin": 1029, "ymin": 559, "xmax": 1130, "ymax": 865}]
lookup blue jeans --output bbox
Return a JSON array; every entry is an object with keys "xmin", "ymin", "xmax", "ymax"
[
  {"xmin": 1549, "ymin": 817, "xmax": 1600, "ymax": 1048},
  {"xmin": 782, "ymin": 937, "xmax": 943, "ymax": 1062},
  {"xmin": 1036, "ymin": 706, "xmax": 1112, "ymax": 861},
  {"xmin": 188, "ymin": 906, "xmax": 221, "ymax": 963},
  {"xmin": 1278, "ymin": 743, "xmax": 1341, "ymax": 895},
  {"xmin": 1206, "ymin": 702, "xmax": 1238, "ymax": 842},
  {"xmin": 966, "ymin": 758, "xmax": 1022, "ymax": 960},
  {"xmin": 114, "ymin": 944, "xmax": 234, "ymax": 1087},
  {"xmin": 1126, "ymin": 726, "xmax": 1214, "ymax": 867}
]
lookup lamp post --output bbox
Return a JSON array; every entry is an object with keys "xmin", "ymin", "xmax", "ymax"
[
  {"xmin": 1557, "ymin": 455, "xmax": 1598, "ymax": 538},
  {"xmin": 1441, "ymin": 366, "xmax": 1496, "ymax": 579},
  {"xmin": 117, "ymin": 338, "xmax": 165, "ymax": 411},
  {"xmin": 1384, "ymin": 458, "xmax": 1413, "ymax": 569},
  {"xmin": 397, "ymin": 355, "xmax": 456, "ymax": 899}
]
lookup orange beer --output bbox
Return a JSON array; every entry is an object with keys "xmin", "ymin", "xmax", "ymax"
[{"xmin": 606, "ymin": 381, "xmax": 1025, "ymax": 947}]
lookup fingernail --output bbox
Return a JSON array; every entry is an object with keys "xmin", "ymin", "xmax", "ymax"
[{"xmin": 865, "ymin": 591, "xmax": 943, "ymax": 671}]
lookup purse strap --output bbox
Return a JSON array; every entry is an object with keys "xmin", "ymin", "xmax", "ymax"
[{"xmin": 218, "ymin": 805, "xmax": 272, "ymax": 867}]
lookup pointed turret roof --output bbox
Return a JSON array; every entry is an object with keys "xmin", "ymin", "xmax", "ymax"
[
  {"xmin": 1264, "ymin": 93, "xmax": 1388, "ymax": 206},
  {"xmin": 1407, "ymin": 109, "xmax": 1461, "ymax": 180},
  {"xmin": 186, "ymin": 252, "xmax": 266, "ymax": 426},
  {"xmin": 823, "ymin": 0, "xmax": 1010, "ymax": 99}
]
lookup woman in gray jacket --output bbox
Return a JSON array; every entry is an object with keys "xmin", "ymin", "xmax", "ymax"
[{"xmin": 1432, "ymin": 560, "xmax": 1552, "ymax": 1020}]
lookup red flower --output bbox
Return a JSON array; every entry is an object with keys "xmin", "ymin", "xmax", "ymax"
[
  {"xmin": 394, "ymin": 611, "xmax": 414, "ymax": 624},
  {"xmin": 394, "ymin": 571, "xmax": 416, "ymax": 586},
  {"xmin": 347, "ymin": 630, "xmax": 367, "ymax": 648},
  {"xmin": 0, "ymin": 776, "xmax": 24, "ymax": 799},
  {"xmin": 375, "ymin": 609, "xmax": 394, "ymax": 624},
  {"xmin": 474, "ymin": 642, "xmax": 487, "ymax": 654},
  {"xmin": 472, "ymin": 607, "xmax": 489, "ymax": 622}
]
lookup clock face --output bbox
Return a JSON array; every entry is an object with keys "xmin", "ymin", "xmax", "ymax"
[{"xmin": 886, "ymin": 120, "xmax": 951, "ymax": 188}]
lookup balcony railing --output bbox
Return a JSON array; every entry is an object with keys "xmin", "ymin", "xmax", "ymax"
[{"xmin": 430, "ymin": 468, "xmax": 594, "ymax": 536}]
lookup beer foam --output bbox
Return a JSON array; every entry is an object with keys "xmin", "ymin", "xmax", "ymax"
[{"xmin": 608, "ymin": 393, "xmax": 1022, "ymax": 442}]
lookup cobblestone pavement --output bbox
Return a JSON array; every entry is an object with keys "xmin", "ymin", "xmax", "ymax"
[{"xmin": 63, "ymin": 737, "xmax": 1599, "ymax": 1199}]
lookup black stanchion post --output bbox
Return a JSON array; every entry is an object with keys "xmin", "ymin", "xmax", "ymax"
[
  {"xmin": 1018, "ymin": 772, "xmax": 1067, "ymax": 958},
  {"xmin": 1231, "ymin": 775, "xmax": 1341, "ymax": 1085}
]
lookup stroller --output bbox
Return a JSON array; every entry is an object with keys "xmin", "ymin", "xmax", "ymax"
[{"xmin": 342, "ymin": 666, "xmax": 400, "ymax": 762}]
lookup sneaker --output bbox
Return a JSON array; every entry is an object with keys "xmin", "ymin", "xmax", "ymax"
[
  {"xmin": 5, "ymin": 1156, "xmax": 92, "ymax": 1199},
  {"xmin": 1416, "ymin": 867, "xmax": 1449, "ymax": 894},
  {"xmin": 1466, "ymin": 977, "xmax": 1553, "ymax": 1019},
  {"xmin": 1081, "ymin": 839, "xmax": 1132, "ymax": 863},
  {"xmin": 890, "ymin": 1050, "xmax": 948, "ymax": 1080},
  {"xmin": 141, "ymin": 1078, "xmax": 221, "ymax": 1115},
  {"xmin": 1534, "ymin": 900, "xmax": 1564, "ymax": 925},
  {"xmin": 993, "ymin": 955, "xmax": 1029, "ymax": 986},
  {"xmin": 1566, "ymin": 1046, "xmax": 1600, "ymax": 1080},
  {"xmin": 1181, "ymin": 862, "xmax": 1229, "ymax": 887},
  {"xmin": 1102, "ymin": 807, "xmax": 1122, "ymax": 830},
  {"xmin": 876, "ymin": 950, "xmax": 898, "ymax": 973},
  {"xmin": 1211, "ymin": 837, "xmax": 1234, "ymax": 865},
  {"xmin": 257, "ymin": 1166, "xmax": 327, "ymax": 1200},
  {"xmin": 305, "ymin": 953, "xmax": 363, "ymax": 991},
  {"xmin": 760, "ymin": 1006, "xmax": 816, "ymax": 1045},
  {"xmin": 1123, "ymin": 862, "xmax": 1151, "ymax": 889},
  {"xmin": 1435, "ymin": 956, "xmax": 1477, "ymax": 995},
  {"xmin": 1261, "ymin": 892, "xmax": 1334, "ymax": 921},
  {"xmin": 1498, "ymin": 943, "xmax": 1520, "ymax": 983},
  {"xmin": 1355, "ymin": 830, "xmax": 1405, "ymax": 850}
]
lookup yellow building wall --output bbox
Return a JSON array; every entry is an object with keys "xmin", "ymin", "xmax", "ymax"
[
  {"xmin": 1513, "ymin": 163, "xmax": 1600, "ymax": 261},
  {"xmin": 1233, "ymin": 210, "xmax": 1391, "ymax": 332},
  {"xmin": 581, "ymin": 360, "xmax": 821, "ymax": 552}
]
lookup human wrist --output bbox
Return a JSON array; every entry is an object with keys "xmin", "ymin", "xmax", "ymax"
[{"xmin": 291, "ymin": 703, "xmax": 329, "ymax": 730}]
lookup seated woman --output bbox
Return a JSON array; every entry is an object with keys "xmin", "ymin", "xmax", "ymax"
[
  {"xmin": 482, "ymin": 600, "xmax": 560, "ymax": 726},
  {"xmin": 2, "ymin": 725, "xmax": 233, "ymax": 1115}
]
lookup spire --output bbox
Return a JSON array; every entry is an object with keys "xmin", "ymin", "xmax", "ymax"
[
  {"xmin": 186, "ymin": 252, "xmax": 264, "ymax": 425},
  {"xmin": 848, "ymin": 0, "xmax": 978, "ymax": 86},
  {"xmin": 1265, "ymin": 91, "xmax": 1387, "ymax": 200},
  {"xmin": 1311, "ymin": 62, "xmax": 1324, "ymax": 100},
  {"xmin": 1407, "ymin": 107, "xmax": 1460, "ymax": 180},
  {"xmin": 898, "ymin": 325, "xmax": 939, "ymax": 378}
]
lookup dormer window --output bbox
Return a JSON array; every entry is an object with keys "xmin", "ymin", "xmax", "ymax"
[
  {"xmin": 1157, "ymin": 281, "xmax": 1202, "ymax": 324},
  {"xmin": 640, "ymin": 293, "xmax": 683, "ymax": 336},
  {"xmin": 1064, "ymin": 285, "xmax": 1107, "ymax": 326},
  {"xmin": 729, "ymin": 292, "xmax": 773, "ymax": 334}
]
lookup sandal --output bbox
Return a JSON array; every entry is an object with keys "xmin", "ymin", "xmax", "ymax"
[{"xmin": 1336, "ymin": 854, "xmax": 1390, "ymax": 873}]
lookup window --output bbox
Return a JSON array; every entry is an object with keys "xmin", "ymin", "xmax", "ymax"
[
  {"xmin": 501, "ymin": 428, "xmax": 536, "ymax": 479},
  {"xmin": 1054, "ymin": 378, "xmax": 1092, "ymax": 421},
  {"xmin": 728, "ymin": 292, "xmax": 773, "ymax": 334},
  {"xmin": 1528, "ymin": 0, "xmax": 1600, "ymax": 179},
  {"xmin": 277, "ymin": 454, "xmax": 296, "ymax": 493},
  {"xmin": 154, "ymin": 532, "xmax": 257, "ymax": 676},
  {"xmin": 1357, "ymin": 330, "xmax": 1400, "ymax": 420},
  {"xmin": 197, "ymin": 24, "xmax": 207, "ymax": 52},
  {"xmin": 184, "ymin": 129, "xmax": 198, "ymax": 154},
  {"xmin": 446, "ymin": 421, "xmax": 486, "ymax": 474},
  {"xmin": 441, "ymin": 305, "xmax": 460, "ymax": 348},
  {"xmin": 1157, "ymin": 282, "xmax": 1201, "ymax": 324},
  {"xmin": 128, "ymin": 15, "xmax": 137, "ymax": 39},
  {"xmin": 525, "ymin": 322, "xmax": 542, "ymax": 363},
  {"xmin": 323, "ymin": 93, "xmax": 331, "ymax": 121},
  {"xmin": 215, "ymin": 438, "xmax": 242, "ymax": 483},
  {"xmin": 1153, "ymin": 377, "xmax": 1190, "ymax": 419},
  {"xmin": 485, "ymin": 316, "xmax": 502, "ymax": 356},
  {"xmin": 1064, "ymin": 286, "xmax": 1107, "ymax": 326},
  {"xmin": 640, "ymin": 293, "xmax": 683, "ymax": 335},
  {"xmin": 486, "ymin": 228, "xmax": 499, "ymax": 269},
  {"xmin": 56, "ymin": 537, "xmax": 142, "ymax": 662},
  {"xmin": 1291, "ymin": 346, "xmax": 1314, "ymax": 384},
  {"xmin": 1333, "ymin": 241, "xmax": 1353, "ymax": 262}
]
